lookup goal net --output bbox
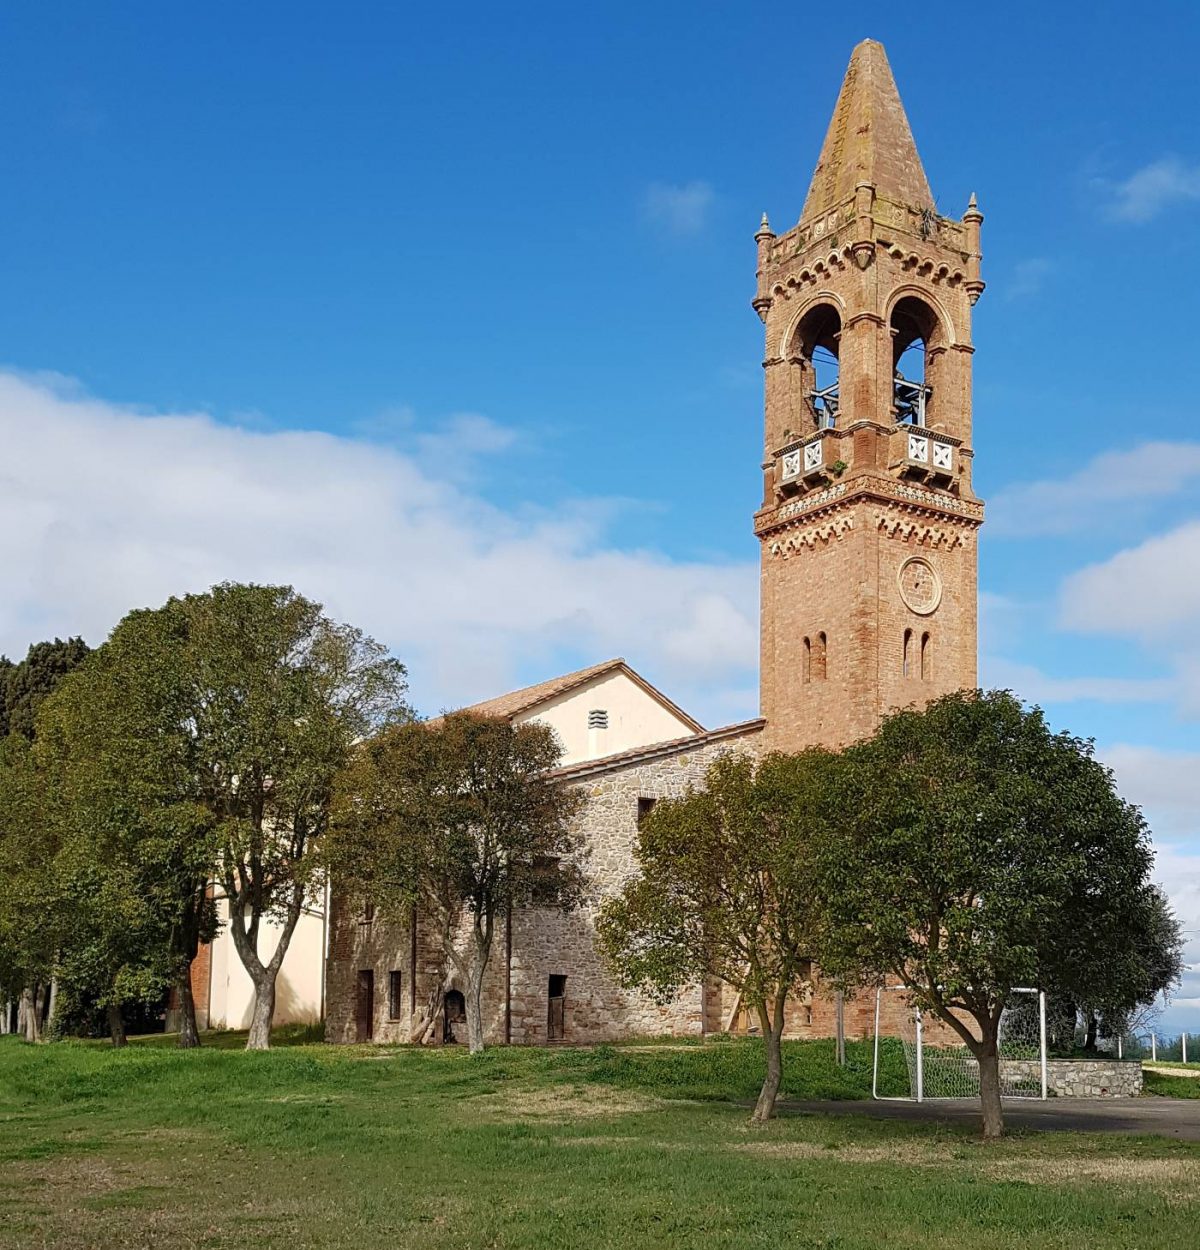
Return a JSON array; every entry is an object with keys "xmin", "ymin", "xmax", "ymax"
[{"xmin": 872, "ymin": 986, "xmax": 1048, "ymax": 1101}]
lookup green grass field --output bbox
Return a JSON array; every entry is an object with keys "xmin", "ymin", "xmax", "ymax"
[{"xmin": 2, "ymin": 1032, "xmax": 1198, "ymax": 1249}]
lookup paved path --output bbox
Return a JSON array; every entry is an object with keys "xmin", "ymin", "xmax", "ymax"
[{"xmin": 778, "ymin": 1097, "xmax": 1200, "ymax": 1141}]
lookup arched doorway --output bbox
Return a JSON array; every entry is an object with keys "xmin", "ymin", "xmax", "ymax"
[{"xmin": 443, "ymin": 989, "xmax": 467, "ymax": 1044}]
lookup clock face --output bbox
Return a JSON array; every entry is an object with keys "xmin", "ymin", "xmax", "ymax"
[{"xmin": 898, "ymin": 557, "xmax": 941, "ymax": 615}]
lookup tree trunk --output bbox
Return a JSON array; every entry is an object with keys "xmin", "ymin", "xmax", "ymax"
[
  {"xmin": 46, "ymin": 978, "xmax": 59, "ymax": 1038},
  {"xmin": 465, "ymin": 928, "xmax": 491, "ymax": 1055},
  {"xmin": 176, "ymin": 966, "xmax": 201, "ymax": 1049},
  {"xmin": 1084, "ymin": 1012, "xmax": 1098, "ymax": 1053},
  {"xmin": 750, "ymin": 997, "xmax": 786, "ymax": 1124},
  {"xmin": 975, "ymin": 1030, "xmax": 1004, "ymax": 1140},
  {"xmin": 107, "ymin": 1004, "xmax": 127, "ymax": 1048},
  {"xmin": 246, "ymin": 975, "xmax": 276, "ymax": 1051},
  {"xmin": 226, "ymin": 884, "xmax": 304, "ymax": 1052},
  {"xmin": 21, "ymin": 985, "xmax": 41, "ymax": 1043}
]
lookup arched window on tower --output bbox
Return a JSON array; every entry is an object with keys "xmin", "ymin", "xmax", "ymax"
[
  {"xmin": 920, "ymin": 631, "xmax": 932, "ymax": 681},
  {"xmin": 802, "ymin": 636, "xmax": 812, "ymax": 684},
  {"xmin": 791, "ymin": 304, "xmax": 842, "ymax": 432},
  {"xmin": 813, "ymin": 632, "xmax": 828, "ymax": 681},
  {"xmin": 890, "ymin": 297, "xmax": 943, "ymax": 428},
  {"xmin": 903, "ymin": 628, "xmax": 913, "ymax": 678}
]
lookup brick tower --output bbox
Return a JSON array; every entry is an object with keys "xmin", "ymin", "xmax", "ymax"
[{"xmin": 754, "ymin": 39, "xmax": 985, "ymax": 751}]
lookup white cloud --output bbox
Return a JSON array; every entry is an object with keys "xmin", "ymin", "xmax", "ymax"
[
  {"xmin": 989, "ymin": 441, "xmax": 1200, "ymax": 536},
  {"xmin": 1099, "ymin": 745, "xmax": 1200, "ymax": 1030},
  {"xmin": 1061, "ymin": 520, "xmax": 1200, "ymax": 642},
  {"xmin": 1104, "ymin": 156, "xmax": 1200, "ymax": 223},
  {"xmin": 0, "ymin": 370, "xmax": 758, "ymax": 724},
  {"xmin": 1003, "ymin": 257, "xmax": 1053, "ymax": 300},
  {"xmin": 642, "ymin": 180, "xmax": 715, "ymax": 237},
  {"xmin": 981, "ymin": 657, "xmax": 1174, "ymax": 706}
]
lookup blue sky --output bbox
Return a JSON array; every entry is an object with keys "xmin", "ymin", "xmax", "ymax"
[{"xmin": 1, "ymin": 2, "xmax": 1198, "ymax": 1030}]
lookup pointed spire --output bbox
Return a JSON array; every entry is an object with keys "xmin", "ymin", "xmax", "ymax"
[
  {"xmin": 801, "ymin": 39, "xmax": 934, "ymax": 222},
  {"xmin": 755, "ymin": 211, "xmax": 774, "ymax": 240}
]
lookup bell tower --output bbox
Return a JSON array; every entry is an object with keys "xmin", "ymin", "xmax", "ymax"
[{"xmin": 754, "ymin": 39, "xmax": 985, "ymax": 750}]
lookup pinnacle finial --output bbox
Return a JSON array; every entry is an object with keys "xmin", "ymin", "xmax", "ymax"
[
  {"xmin": 968, "ymin": 192, "xmax": 977, "ymax": 209},
  {"xmin": 760, "ymin": 211, "xmax": 770, "ymax": 230},
  {"xmin": 964, "ymin": 192, "xmax": 983, "ymax": 222},
  {"xmin": 755, "ymin": 211, "xmax": 775, "ymax": 241}
]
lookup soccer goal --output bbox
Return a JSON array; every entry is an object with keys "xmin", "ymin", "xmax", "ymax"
[{"xmin": 871, "ymin": 986, "xmax": 1048, "ymax": 1101}]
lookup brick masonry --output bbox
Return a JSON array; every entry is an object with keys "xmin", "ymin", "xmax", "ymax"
[{"xmin": 325, "ymin": 40, "xmax": 990, "ymax": 1053}]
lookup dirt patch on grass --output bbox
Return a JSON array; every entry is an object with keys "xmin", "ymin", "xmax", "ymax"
[
  {"xmin": 476, "ymin": 1083, "xmax": 674, "ymax": 1120},
  {"xmin": 10, "ymin": 1156, "xmax": 129, "ymax": 1197},
  {"xmin": 1145, "ymin": 1065, "xmax": 1200, "ymax": 1079},
  {"xmin": 989, "ymin": 1155, "xmax": 1200, "ymax": 1193},
  {"xmin": 734, "ymin": 1138, "xmax": 960, "ymax": 1167}
]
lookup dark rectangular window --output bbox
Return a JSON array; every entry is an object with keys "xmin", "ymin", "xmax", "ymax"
[
  {"xmin": 360, "ymin": 899, "xmax": 375, "ymax": 925},
  {"xmin": 387, "ymin": 970, "xmax": 403, "ymax": 1020},
  {"xmin": 637, "ymin": 797, "xmax": 657, "ymax": 826}
]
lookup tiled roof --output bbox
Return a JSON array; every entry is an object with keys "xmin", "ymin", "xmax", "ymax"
[
  {"xmin": 548, "ymin": 719, "xmax": 766, "ymax": 781},
  {"xmin": 432, "ymin": 658, "xmax": 704, "ymax": 733}
]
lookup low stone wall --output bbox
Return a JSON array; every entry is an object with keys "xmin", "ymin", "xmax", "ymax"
[{"xmin": 1001, "ymin": 1058, "xmax": 1143, "ymax": 1098}]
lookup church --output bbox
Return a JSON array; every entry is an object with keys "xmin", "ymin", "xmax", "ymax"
[{"xmin": 325, "ymin": 37, "xmax": 986, "ymax": 1046}]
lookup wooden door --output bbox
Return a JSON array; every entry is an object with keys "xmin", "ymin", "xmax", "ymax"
[
  {"xmin": 355, "ymin": 970, "xmax": 374, "ymax": 1043},
  {"xmin": 547, "ymin": 975, "xmax": 566, "ymax": 1043}
]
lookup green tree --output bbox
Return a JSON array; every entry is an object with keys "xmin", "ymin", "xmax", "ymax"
[
  {"xmin": 36, "ymin": 584, "xmax": 409, "ymax": 1050},
  {"xmin": 0, "ymin": 737, "xmax": 62, "ymax": 1041},
  {"xmin": 597, "ymin": 751, "xmax": 837, "ymax": 1123},
  {"xmin": 0, "ymin": 638, "xmax": 92, "ymax": 1039},
  {"xmin": 819, "ymin": 689, "xmax": 1157, "ymax": 1138},
  {"xmin": 327, "ymin": 713, "xmax": 585, "ymax": 1053},
  {"xmin": 1, "ymin": 638, "xmax": 91, "ymax": 741},
  {"xmin": 31, "ymin": 619, "xmax": 221, "ymax": 1047}
]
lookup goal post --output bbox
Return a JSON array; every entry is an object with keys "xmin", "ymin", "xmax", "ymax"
[{"xmin": 872, "ymin": 985, "xmax": 1048, "ymax": 1102}]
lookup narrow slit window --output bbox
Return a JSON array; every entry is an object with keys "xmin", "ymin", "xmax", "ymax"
[
  {"xmin": 387, "ymin": 970, "xmax": 403, "ymax": 1020},
  {"xmin": 903, "ymin": 628, "xmax": 913, "ymax": 678},
  {"xmin": 814, "ymin": 632, "xmax": 828, "ymax": 681},
  {"xmin": 920, "ymin": 632, "xmax": 932, "ymax": 681},
  {"xmin": 803, "ymin": 636, "xmax": 812, "ymax": 684}
]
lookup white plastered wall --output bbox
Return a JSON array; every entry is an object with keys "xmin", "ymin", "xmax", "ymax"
[
  {"xmin": 515, "ymin": 670, "xmax": 698, "ymax": 765},
  {"xmin": 207, "ymin": 890, "xmax": 327, "ymax": 1030}
]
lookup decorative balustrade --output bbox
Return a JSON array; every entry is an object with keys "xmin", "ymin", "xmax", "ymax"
[{"xmin": 904, "ymin": 429, "xmax": 953, "ymax": 475}]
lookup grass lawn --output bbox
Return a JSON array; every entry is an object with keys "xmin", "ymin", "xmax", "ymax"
[{"xmin": 2, "ymin": 1033, "xmax": 1198, "ymax": 1249}]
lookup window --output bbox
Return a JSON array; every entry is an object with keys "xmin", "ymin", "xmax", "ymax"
[
  {"xmin": 637, "ymin": 797, "xmax": 657, "ymax": 827},
  {"xmin": 387, "ymin": 970, "xmax": 403, "ymax": 1020},
  {"xmin": 791, "ymin": 302, "xmax": 842, "ymax": 431},
  {"xmin": 803, "ymin": 636, "xmax": 812, "ymax": 684},
  {"xmin": 813, "ymin": 632, "xmax": 828, "ymax": 681},
  {"xmin": 903, "ymin": 628, "xmax": 914, "ymax": 678},
  {"xmin": 920, "ymin": 632, "xmax": 932, "ymax": 681},
  {"xmin": 588, "ymin": 708, "xmax": 608, "ymax": 730},
  {"xmin": 360, "ymin": 899, "xmax": 375, "ymax": 925}
]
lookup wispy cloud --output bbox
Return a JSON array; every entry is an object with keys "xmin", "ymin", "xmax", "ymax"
[
  {"xmin": 989, "ymin": 441, "xmax": 1200, "ymax": 536},
  {"xmin": 1003, "ymin": 257, "xmax": 1053, "ymax": 300},
  {"xmin": 642, "ymin": 180, "xmax": 715, "ymax": 237},
  {"xmin": 981, "ymin": 657, "xmax": 1174, "ymax": 706},
  {"xmin": 0, "ymin": 370, "xmax": 758, "ymax": 725},
  {"xmin": 1102, "ymin": 156, "xmax": 1200, "ymax": 223}
]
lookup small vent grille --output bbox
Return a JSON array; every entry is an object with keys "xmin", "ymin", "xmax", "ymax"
[{"xmin": 588, "ymin": 709, "xmax": 608, "ymax": 730}]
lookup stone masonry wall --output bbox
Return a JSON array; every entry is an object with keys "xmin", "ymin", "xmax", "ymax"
[{"xmin": 1001, "ymin": 1058, "xmax": 1144, "ymax": 1099}]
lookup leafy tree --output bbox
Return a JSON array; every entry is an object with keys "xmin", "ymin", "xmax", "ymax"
[
  {"xmin": 31, "ymin": 620, "xmax": 221, "ymax": 1047},
  {"xmin": 0, "ymin": 737, "xmax": 61, "ymax": 1041},
  {"xmin": 0, "ymin": 639, "xmax": 91, "ymax": 1038},
  {"xmin": 37, "ymin": 584, "xmax": 409, "ymax": 1050},
  {"xmin": 1, "ymin": 638, "xmax": 91, "ymax": 741},
  {"xmin": 597, "ymin": 751, "xmax": 837, "ymax": 1123},
  {"xmin": 327, "ymin": 712, "xmax": 585, "ymax": 1053},
  {"xmin": 819, "ymin": 690, "xmax": 1158, "ymax": 1138}
]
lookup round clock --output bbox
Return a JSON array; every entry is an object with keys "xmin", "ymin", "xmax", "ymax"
[{"xmin": 898, "ymin": 557, "xmax": 941, "ymax": 615}]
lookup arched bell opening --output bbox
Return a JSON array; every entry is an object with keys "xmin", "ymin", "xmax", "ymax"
[
  {"xmin": 890, "ymin": 296, "xmax": 945, "ymax": 428},
  {"xmin": 789, "ymin": 303, "xmax": 842, "ymax": 432}
]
